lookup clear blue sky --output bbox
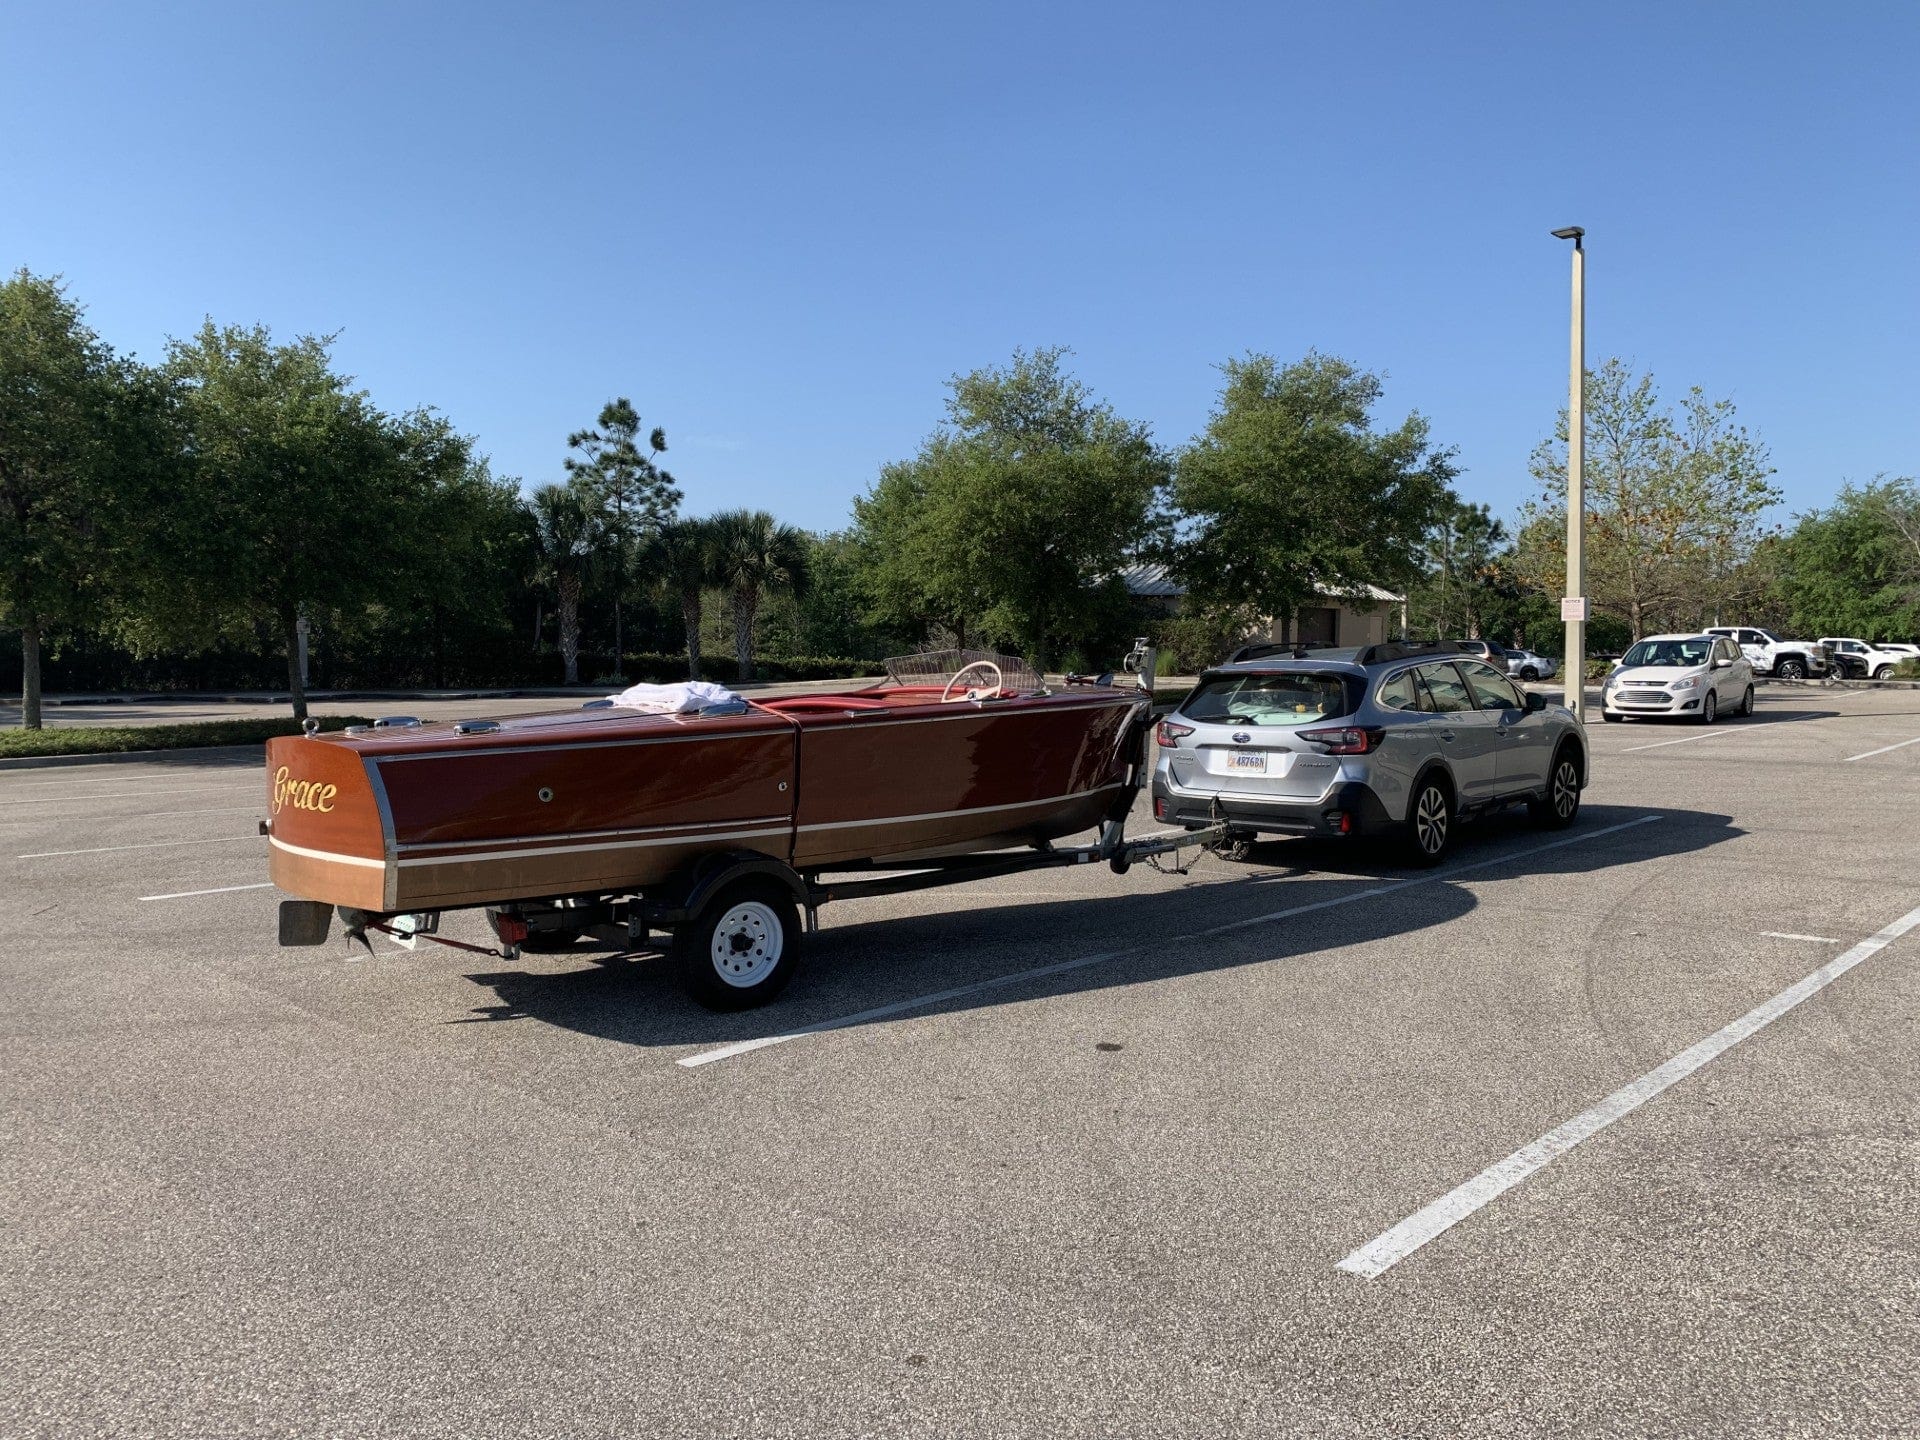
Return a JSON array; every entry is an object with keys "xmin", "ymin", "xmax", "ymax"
[{"xmin": 4, "ymin": 1, "xmax": 1914, "ymax": 532}]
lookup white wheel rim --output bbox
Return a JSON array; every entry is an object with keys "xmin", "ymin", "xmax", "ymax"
[
  {"xmin": 709, "ymin": 900, "xmax": 783, "ymax": 987},
  {"xmin": 1553, "ymin": 761, "xmax": 1578, "ymax": 818},
  {"xmin": 1704, "ymin": 694, "xmax": 1715, "ymax": 721},
  {"xmin": 1416, "ymin": 787, "xmax": 1448, "ymax": 855}
]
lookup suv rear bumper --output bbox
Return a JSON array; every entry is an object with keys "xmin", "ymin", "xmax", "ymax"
[{"xmin": 1151, "ymin": 777, "xmax": 1397, "ymax": 839}]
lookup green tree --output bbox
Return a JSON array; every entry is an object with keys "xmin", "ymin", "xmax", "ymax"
[
  {"xmin": 1519, "ymin": 358, "xmax": 1779, "ymax": 639},
  {"xmin": 644, "ymin": 517, "xmax": 721, "ymax": 680},
  {"xmin": 709, "ymin": 509, "xmax": 810, "ymax": 681},
  {"xmin": 164, "ymin": 322, "xmax": 473, "ymax": 720},
  {"xmin": 565, "ymin": 398, "xmax": 678, "ymax": 672},
  {"xmin": 0, "ymin": 272, "xmax": 150, "ymax": 728},
  {"xmin": 1168, "ymin": 351, "xmax": 1455, "ymax": 639},
  {"xmin": 1778, "ymin": 477, "xmax": 1920, "ymax": 639},
  {"xmin": 1408, "ymin": 499, "xmax": 1513, "ymax": 640},
  {"xmin": 526, "ymin": 479, "xmax": 605, "ymax": 685},
  {"xmin": 851, "ymin": 347, "xmax": 1169, "ymax": 666}
]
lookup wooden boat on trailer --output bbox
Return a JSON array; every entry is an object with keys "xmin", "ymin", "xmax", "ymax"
[{"xmin": 266, "ymin": 648, "xmax": 1218, "ymax": 1007}]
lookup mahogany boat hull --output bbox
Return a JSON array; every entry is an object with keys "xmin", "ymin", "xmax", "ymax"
[{"xmin": 266, "ymin": 687, "xmax": 1150, "ymax": 913}]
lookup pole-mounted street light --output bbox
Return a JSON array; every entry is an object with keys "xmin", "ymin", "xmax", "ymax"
[{"xmin": 1550, "ymin": 226, "xmax": 1586, "ymax": 719}]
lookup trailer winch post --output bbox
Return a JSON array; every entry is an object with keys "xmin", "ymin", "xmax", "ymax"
[{"xmin": 1122, "ymin": 636, "xmax": 1157, "ymax": 695}]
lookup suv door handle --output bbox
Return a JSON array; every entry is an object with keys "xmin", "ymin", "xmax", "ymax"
[{"xmin": 1439, "ymin": 730, "xmax": 1456, "ymax": 742}]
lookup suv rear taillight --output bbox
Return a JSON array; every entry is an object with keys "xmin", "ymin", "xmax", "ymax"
[
  {"xmin": 1155, "ymin": 720, "xmax": 1195, "ymax": 747},
  {"xmin": 1298, "ymin": 725, "xmax": 1384, "ymax": 755}
]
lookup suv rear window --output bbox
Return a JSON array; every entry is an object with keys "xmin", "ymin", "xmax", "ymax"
[{"xmin": 1183, "ymin": 671, "xmax": 1359, "ymax": 726}]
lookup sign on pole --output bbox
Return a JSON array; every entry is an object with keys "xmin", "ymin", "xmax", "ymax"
[{"xmin": 1560, "ymin": 596, "xmax": 1590, "ymax": 624}]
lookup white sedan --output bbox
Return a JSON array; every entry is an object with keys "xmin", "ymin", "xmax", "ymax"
[{"xmin": 1601, "ymin": 633, "xmax": 1755, "ymax": 724}]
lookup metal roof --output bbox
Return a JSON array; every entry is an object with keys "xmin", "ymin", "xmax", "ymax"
[{"xmin": 1118, "ymin": 563, "xmax": 1404, "ymax": 604}]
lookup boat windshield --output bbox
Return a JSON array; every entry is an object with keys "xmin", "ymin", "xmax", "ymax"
[
  {"xmin": 1621, "ymin": 639, "xmax": 1712, "ymax": 668},
  {"xmin": 883, "ymin": 648, "xmax": 1044, "ymax": 693},
  {"xmin": 1184, "ymin": 672, "xmax": 1357, "ymax": 726}
]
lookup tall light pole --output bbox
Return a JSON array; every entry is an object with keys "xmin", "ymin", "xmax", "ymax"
[{"xmin": 1550, "ymin": 226, "xmax": 1586, "ymax": 719}]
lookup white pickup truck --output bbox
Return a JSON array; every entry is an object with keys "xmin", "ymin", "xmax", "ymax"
[
  {"xmin": 1703, "ymin": 627, "xmax": 1834, "ymax": 680},
  {"xmin": 1819, "ymin": 638, "xmax": 1910, "ymax": 680}
]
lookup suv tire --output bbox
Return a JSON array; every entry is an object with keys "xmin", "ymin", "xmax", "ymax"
[
  {"xmin": 1874, "ymin": 664, "xmax": 1894, "ymax": 680},
  {"xmin": 1777, "ymin": 657, "xmax": 1807, "ymax": 680},
  {"xmin": 1529, "ymin": 746, "xmax": 1582, "ymax": 829},
  {"xmin": 1404, "ymin": 775, "xmax": 1453, "ymax": 867}
]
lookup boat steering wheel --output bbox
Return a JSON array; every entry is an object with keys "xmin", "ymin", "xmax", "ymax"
[{"xmin": 941, "ymin": 659, "xmax": 1003, "ymax": 703}]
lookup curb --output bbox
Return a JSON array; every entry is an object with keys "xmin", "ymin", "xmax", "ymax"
[{"xmin": 0, "ymin": 744, "xmax": 265, "ymax": 772}]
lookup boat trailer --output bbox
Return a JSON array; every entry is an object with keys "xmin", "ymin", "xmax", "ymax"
[{"xmin": 280, "ymin": 638, "xmax": 1247, "ymax": 1006}]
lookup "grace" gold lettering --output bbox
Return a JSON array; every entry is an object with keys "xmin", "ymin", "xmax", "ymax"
[{"xmin": 272, "ymin": 766, "xmax": 337, "ymax": 815}]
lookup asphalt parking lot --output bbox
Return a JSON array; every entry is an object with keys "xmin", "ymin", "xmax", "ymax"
[{"xmin": 5, "ymin": 685, "xmax": 1918, "ymax": 1437}]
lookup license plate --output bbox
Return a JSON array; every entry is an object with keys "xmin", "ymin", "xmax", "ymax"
[{"xmin": 1226, "ymin": 751, "xmax": 1269, "ymax": 773}]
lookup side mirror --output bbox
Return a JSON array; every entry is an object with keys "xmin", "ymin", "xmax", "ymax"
[{"xmin": 1526, "ymin": 692, "xmax": 1548, "ymax": 713}]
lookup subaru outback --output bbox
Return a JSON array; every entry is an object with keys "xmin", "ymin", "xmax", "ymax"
[{"xmin": 1150, "ymin": 641, "xmax": 1589, "ymax": 864}]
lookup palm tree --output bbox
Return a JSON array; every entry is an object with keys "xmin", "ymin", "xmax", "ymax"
[
  {"xmin": 525, "ymin": 480, "xmax": 605, "ymax": 685},
  {"xmin": 645, "ymin": 518, "xmax": 721, "ymax": 681},
  {"xmin": 709, "ymin": 509, "xmax": 811, "ymax": 682}
]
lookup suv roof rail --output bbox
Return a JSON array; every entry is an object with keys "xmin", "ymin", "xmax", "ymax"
[
  {"xmin": 1355, "ymin": 639, "xmax": 1464, "ymax": 666},
  {"xmin": 1223, "ymin": 640, "xmax": 1332, "ymax": 664}
]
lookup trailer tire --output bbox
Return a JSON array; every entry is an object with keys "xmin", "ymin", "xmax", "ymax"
[{"xmin": 673, "ymin": 878, "xmax": 801, "ymax": 1011}]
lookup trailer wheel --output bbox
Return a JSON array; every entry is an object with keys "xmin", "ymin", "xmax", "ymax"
[{"xmin": 673, "ymin": 879, "xmax": 801, "ymax": 1010}]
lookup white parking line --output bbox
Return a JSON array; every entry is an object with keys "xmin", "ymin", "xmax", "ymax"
[
  {"xmin": 1840, "ymin": 736, "xmax": 1920, "ymax": 763},
  {"xmin": 0, "ymin": 785, "xmax": 259, "ymax": 805},
  {"xmin": 1759, "ymin": 931, "xmax": 1840, "ymax": 944},
  {"xmin": 677, "ymin": 814, "xmax": 1664, "ymax": 1069},
  {"xmin": 18, "ymin": 835, "xmax": 258, "ymax": 858},
  {"xmin": 1599, "ymin": 711, "xmax": 1838, "ymax": 756},
  {"xmin": 1335, "ymin": 901, "xmax": 1920, "ymax": 1280},
  {"xmin": 139, "ymin": 882, "xmax": 275, "ymax": 901}
]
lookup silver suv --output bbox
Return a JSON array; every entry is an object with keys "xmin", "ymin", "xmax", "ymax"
[{"xmin": 1151, "ymin": 641, "xmax": 1589, "ymax": 864}]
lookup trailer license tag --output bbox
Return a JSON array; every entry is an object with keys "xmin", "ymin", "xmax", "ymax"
[{"xmin": 1227, "ymin": 751, "xmax": 1268, "ymax": 773}]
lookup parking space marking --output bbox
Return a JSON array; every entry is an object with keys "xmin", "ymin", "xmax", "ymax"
[
  {"xmin": 1600, "ymin": 711, "xmax": 1840, "ymax": 755},
  {"xmin": 1335, "ymin": 900, "xmax": 1920, "ymax": 1280},
  {"xmin": 18, "ymin": 835, "xmax": 258, "ymax": 859},
  {"xmin": 1841, "ymin": 736, "xmax": 1920, "ymax": 763},
  {"xmin": 677, "ymin": 814, "xmax": 1662, "ymax": 1070},
  {"xmin": 1760, "ymin": 931, "xmax": 1841, "ymax": 944},
  {"xmin": 139, "ymin": 882, "xmax": 275, "ymax": 902},
  {"xmin": 0, "ymin": 784, "xmax": 259, "ymax": 806}
]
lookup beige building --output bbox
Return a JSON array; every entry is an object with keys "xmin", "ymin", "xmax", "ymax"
[{"xmin": 1122, "ymin": 564, "xmax": 1408, "ymax": 649}]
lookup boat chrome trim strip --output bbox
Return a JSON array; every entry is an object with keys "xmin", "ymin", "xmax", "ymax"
[
  {"xmin": 395, "ymin": 814, "xmax": 792, "ymax": 856},
  {"xmin": 796, "ymin": 782, "xmax": 1126, "ymax": 833},
  {"xmin": 268, "ymin": 834, "xmax": 387, "ymax": 869},
  {"xmin": 395, "ymin": 825, "xmax": 794, "ymax": 869},
  {"xmin": 371, "ymin": 729, "xmax": 783, "ymax": 762}
]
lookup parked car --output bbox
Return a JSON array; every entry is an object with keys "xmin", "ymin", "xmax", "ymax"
[
  {"xmin": 1601, "ymin": 634, "xmax": 1754, "ymax": 724},
  {"xmin": 1151, "ymin": 640, "xmax": 1588, "ymax": 866},
  {"xmin": 1449, "ymin": 639, "xmax": 1514, "ymax": 668},
  {"xmin": 1504, "ymin": 647, "xmax": 1558, "ymax": 681},
  {"xmin": 1818, "ymin": 637, "xmax": 1908, "ymax": 680},
  {"xmin": 1702, "ymin": 626, "xmax": 1833, "ymax": 679}
]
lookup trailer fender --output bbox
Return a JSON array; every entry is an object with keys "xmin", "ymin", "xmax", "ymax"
[{"xmin": 654, "ymin": 849, "xmax": 809, "ymax": 927}]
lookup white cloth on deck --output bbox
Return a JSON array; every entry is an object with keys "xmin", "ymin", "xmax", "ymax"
[{"xmin": 604, "ymin": 680, "xmax": 744, "ymax": 713}]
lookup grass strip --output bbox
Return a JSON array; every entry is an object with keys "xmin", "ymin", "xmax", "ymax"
[{"xmin": 0, "ymin": 716, "xmax": 375, "ymax": 758}]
